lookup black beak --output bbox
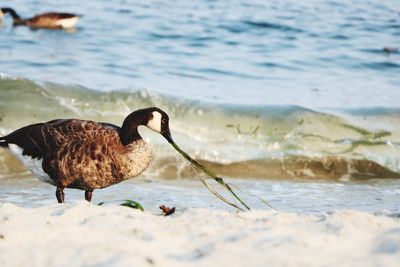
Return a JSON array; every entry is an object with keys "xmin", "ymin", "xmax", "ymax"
[{"xmin": 162, "ymin": 131, "xmax": 174, "ymax": 144}]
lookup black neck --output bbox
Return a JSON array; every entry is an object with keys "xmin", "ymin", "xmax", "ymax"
[
  {"xmin": 120, "ymin": 112, "xmax": 147, "ymax": 146},
  {"xmin": 120, "ymin": 126, "xmax": 141, "ymax": 146},
  {"xmin": 2, "ymin": 8, "xmax": 21, "ymax": 20}
]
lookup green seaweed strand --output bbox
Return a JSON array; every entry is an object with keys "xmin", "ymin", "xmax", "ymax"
[{"xmin": 170, "ymin": 141, "xmax": 251, "ymax": 210}]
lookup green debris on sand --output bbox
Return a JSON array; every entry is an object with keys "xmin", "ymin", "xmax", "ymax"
[
  {"xmin": 98, "ymin": 200, "xmax": 144, "ymax": 211},
  {"xmin": 120, "ymin": 200, "xmax": 145, "ymax": 211}
]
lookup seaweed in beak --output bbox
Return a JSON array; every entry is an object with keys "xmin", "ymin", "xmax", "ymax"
[{"xmin": 163, "ymin": 131, "xmax": 251, "ymax": 211}]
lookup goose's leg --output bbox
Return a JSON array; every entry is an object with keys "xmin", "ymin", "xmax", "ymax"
[
  {"xmin": 56, "ymin": 187, "xmax": 65, "ymax": 203},
  {"xmin": 85, "ymin": 190, "xmax": 93, "ymax": 202}
]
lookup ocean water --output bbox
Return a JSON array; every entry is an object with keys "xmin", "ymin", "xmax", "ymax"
[{"xmin": 0, "ymin": 0, "xmax": 399, "ymax": 212}]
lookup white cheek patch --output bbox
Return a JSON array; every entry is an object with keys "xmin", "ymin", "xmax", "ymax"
[{"xmin": 147, "ymin": 111, "xmax": 162, "ymax": 133}]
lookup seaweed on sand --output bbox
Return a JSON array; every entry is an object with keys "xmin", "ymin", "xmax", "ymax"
[
  {"xmin": 98, "ymin": 200, "xmax": 144, "ymax": 211},
  {"xmin": 120, "ymin": 200, "xmax": 145, "ymax": 211}
]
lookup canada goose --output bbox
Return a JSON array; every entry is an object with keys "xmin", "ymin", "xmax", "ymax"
[
  {"xmin": 0, "ymin": 107, "xmax": 173, "ymax": 203},
  {"xmin": 0, "ymin": 7, "xmax": 80, "ymax": 29}
]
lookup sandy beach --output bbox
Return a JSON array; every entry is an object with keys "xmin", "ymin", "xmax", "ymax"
[
  {"xmin": 0, "ymin": 201, "xmax": 399, "ymax": 267},
  {"xmin": 1, "ymin": 0, "xmax": 400, "ymax": 266}
]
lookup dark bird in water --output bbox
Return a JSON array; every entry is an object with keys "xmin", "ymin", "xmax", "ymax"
[
  {"xmin": 0, "ymin": 107, "xmax": 174, "ymax": 203},
  {"xmin": 0, "ymin": 7, "xmax": 80, "ymax": 29}
]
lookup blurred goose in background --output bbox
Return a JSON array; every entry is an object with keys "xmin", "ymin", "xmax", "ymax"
[{"xmin": 0, "ymin": 7, "xmax": 80, "ymax": 29}]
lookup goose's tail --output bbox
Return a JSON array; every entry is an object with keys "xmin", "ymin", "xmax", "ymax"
[{"xmin": 0, "ymin": 137, "xmax": 8, "ymax": 148}]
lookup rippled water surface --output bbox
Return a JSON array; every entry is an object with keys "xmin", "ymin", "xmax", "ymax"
[
  {"xmin": 0, "ymin": 0, "xmax": 399, "ymax": 107},
  {"xmin": 1, "ymin": 1, "xmax": 400, "ymax": 208}
]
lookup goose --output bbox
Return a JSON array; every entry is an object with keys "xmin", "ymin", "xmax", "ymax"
[
  {"xmin": 0, "ymin": 107, "xmax": 174, "ymax": 203},
  {"xmin": 0, "ymin": 7, "xmax": 80, "ymax": 29}
]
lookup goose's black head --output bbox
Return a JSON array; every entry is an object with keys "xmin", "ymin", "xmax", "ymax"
[
  {"xmin": 145, "ymin": 107, "xmax": 173, "ymax": 143},
  {"xmin": 0, "ymin": 8, "xmax": 20, "ymax": 20},
  {"xmin": 121, "ymin": 107, "xmax": 173, "ymax": 145}
]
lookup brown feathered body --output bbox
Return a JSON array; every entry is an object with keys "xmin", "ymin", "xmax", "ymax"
[
  {"xmin": 22, "ymin": 12, "xmax": 79, "ymax": 29},
  {"xmin": 1, "ymin": 119, "xmax": 152, "ymax": 190},
  {"xmin": 0, "ymin": 8, "xmax": 80, "ymax": 29},
  {"xmin": 0, "ymin": 107, "xmax": 171, "ymax": 203}
]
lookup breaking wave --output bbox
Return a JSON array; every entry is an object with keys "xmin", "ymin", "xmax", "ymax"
[{"xmin": 1, "ymin": 76, "xmax": 400, "ymax": 180}]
